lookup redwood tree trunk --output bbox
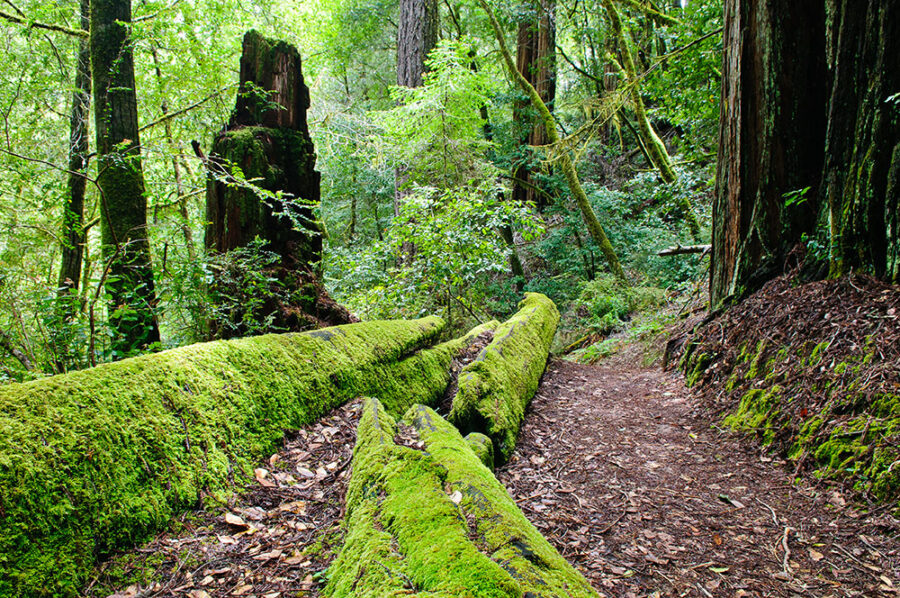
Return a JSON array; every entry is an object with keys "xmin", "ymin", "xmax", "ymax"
[
  {"xmin": 512, "ymin": 0, "xmax": 556, "ymax": 211},
  {"xmin": 394, "ymin": 0, "xmax": 439, "ymax": 215},
  {"xmin": 92, "ymin": 0, "xmax": 161, "ymax": 356},
  {"xmin": 711, "ymin": 0, "xmax": 899, "ymax": 306},
  {"xmin": 710, "ymin": 0, "xmax": 827, "ymax": 305},
  {"xmin": 822, "ymin": 0, "xmax": 900, "ymax": 281},
  {"xmin": 204, "ymin": 31, "xmax": 353, "ymax": 338}
]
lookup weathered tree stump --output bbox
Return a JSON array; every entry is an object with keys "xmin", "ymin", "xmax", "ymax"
[{"xmin": 204, "ymin": 30, "xmax": 353, "ymax": 338}]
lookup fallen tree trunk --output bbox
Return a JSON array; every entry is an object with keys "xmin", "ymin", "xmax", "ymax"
[
  {"xmin": 325, "ymin": 399, "xmax": 599, "ymax": 597},
  {"xmin": 449, "ymin": 292, "xmax": 559, "ymax": 463},
  {"xmin": 0, "ymin": 317, "xmax": 443, "ymax": 597}
]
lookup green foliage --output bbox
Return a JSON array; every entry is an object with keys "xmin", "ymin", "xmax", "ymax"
[
  {"xmin": 329, "ymin": 182, "xmax": 543, "ymax": 323},
  {"xmin": 571, "ymin": 274, "xmax": 666, "ymax": 335}
]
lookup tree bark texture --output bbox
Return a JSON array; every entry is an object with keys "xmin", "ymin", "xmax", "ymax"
[
  {"xmin": 822, "ymin": 0, "xmax": 900, "ymax": 280},
  {"xmin": 91, "ymin": 0, "xmax": 161, "ymax": 356},
  {"xmin": 58, "ymin": 0, "xmax": 91, "ymax": 302},
  {"xmin": 205, "ymin": 31, "xmax": 353, "ymax": 338},
  {"xmin": 395, "ymin": 0, "xmax": 439, "ymax": 216},
  {"xmin": 397, "ymin": 0, "xmax": 439, "ymax": 88},
  {"xmin": 710, "ymin": 0, "xmax": 827, "ymax": 305},
  {"xmin": 512, "ymin": 0, "xmax": 555, "ymax": 211}
]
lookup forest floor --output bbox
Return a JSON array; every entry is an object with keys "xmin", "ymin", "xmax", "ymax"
[{"xmin": 92, "ymin": 343, "xmax": 900, "ymax": 598}]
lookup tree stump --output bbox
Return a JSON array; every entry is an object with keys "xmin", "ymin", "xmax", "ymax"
[{"xmin": 204, "ymin": 30, "xmax": 353, "ymax": 338}]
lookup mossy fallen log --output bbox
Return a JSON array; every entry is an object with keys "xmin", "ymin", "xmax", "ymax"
[
  {"xmin": 449, "ymin": 293, "xmax": 560, "ymax": 463},
  {"xmin": 0, "ymin": 317, "xmax": 443, "ymax": 597},
  {"xmin": 325, "ymin": 398, "xmax": 598, "ymax": 597},
  {"xmin": 376, "ymin": 320, "xmax": 499, "ymax": 417}
]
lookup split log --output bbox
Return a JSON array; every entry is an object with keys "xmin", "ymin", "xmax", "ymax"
[
  {"xmin": 324, "ymin": 399, "xmax": 599, "ymax": 597},
  {"xmin": 449, "ymin": 292, "xmax": 559, "ymax": 463}
]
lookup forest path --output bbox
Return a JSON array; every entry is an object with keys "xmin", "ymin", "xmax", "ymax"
[{"xmin": 497, "ymin": 357, "xmax": 899, "ymax": 598}]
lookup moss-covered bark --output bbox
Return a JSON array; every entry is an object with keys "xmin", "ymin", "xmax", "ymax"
[
  {"xmin": 449, "ymin": 293, "xmax": 560, "ymax": 463},
  {"xmin": 0, "ymin": 317, "xmax": 443, "ymax": 597},
  {"xmin": 324, "ymin": 399, "xmax": 598, "ymax": 597},
  {"xmin": 91, "ymin": 0, "xmax": 161, "ymax": 356}
]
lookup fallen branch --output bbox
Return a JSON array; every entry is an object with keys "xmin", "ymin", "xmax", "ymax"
[{"xmin": 658, "ymin": 244, "xmax": 711, "ymax": 257}]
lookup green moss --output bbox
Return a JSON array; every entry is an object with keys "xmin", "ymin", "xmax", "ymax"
[
  {"xmin": 375, "ymin": 321, "xmax": 499, "ymax": 418},
  {"xmin": 724, "ymin": 386, "xmax": 783, "ymax": 445},
  {"xmin": 0, "ymin": 317, "xmax": 444, "ymax": 597},
  {"xmin": 685, "ymin": 352, "xmax": 711, "ymax": 387},
  {"xmin": 465, "ymin": 432, "xmax": 495, "ymax": 470},
  {"xmin": 324, "ymin": 399, "xmax": 598, "ymax": 597},
  {"xmin": 745, "ymin": 340, "xmax": 769, "ymax": 379},
  {"xmin": 449, "ymin": 293, "xmax": 560, "ymax": 464}
]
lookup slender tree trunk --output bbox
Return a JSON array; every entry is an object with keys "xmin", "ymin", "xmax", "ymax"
[
  {"xmin": 394, "ymin": 0, "xmax": 439, "ymax": 214},
  {"xmin": 512, "ymin": 0, "xmax": 556, "ymax": 211},
  {"xmin": 478, "ymin": 0, "xmax": 627, "ymax": 282},
  {"xmin": 601, "ymin": 0, "xmax": 702, "ymax": 241},
  {"xmin": 57, "ymin": 0, "xmax": 91, "ymax": 305},
  {"xmin": 92, "ymin": 0, "xmax": 161, "ymax": 356}
]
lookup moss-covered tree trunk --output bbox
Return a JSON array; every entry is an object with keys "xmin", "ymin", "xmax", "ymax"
[
  {"xmin": 91, "ymin": 0, "xmax": 161, "ymax": 356},
  {"xmin": 710, "ymin": 0, "xmax": 827, "ymax": 306},
  {"xmin": 204, "ymin": 31, "xmax": 353, "ymax": 338},
  {"xmin": 512, "ymin": 0, "xmax": 555, "ymax": 212},
  {"xmin": 711, "ymin": 0, "xmax": 899, "ymax": 306},
  {"xmin": 57, "ymin": 0, "xmax": 91, "ymax": 305},
  {"xmin": 477, "ymin": 0, "xmax": 627, "ymax": 282},
  {"xmin": 822, "ymin": 0, "xmax": 900, "ymax": 281}
]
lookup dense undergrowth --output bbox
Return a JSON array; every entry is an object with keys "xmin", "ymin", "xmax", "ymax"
[{"xmin": 677, "ymin": 276, "xmax": 900, "ymax": 507}]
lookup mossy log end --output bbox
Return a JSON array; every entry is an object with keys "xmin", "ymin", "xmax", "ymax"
[
  {"xmin": 324, "ymin": 399, "xmax": 598, "ymax": 597},
  {"xmin": 0, "ymin": 318, "xmax": 443, "ymax": 597},
  {"xmin": 449, "ymin": 293, "xmax": 560, "ymax": 463}
]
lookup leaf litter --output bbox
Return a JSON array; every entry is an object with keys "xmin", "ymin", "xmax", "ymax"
[{"xmin": 90, "ymin": 336, "xmax": 900, "ymax": 597}]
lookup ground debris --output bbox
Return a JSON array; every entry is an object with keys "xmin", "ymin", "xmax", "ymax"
[
  {"xmin": 86, "ymin": 401, "xmax": 361, "ymax": 598},
  {"xmin": 497, "ymin": 359, "xmax": 900, "ymax": 597}
]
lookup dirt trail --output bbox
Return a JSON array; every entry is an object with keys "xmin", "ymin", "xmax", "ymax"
[{"xmin": 498, "ymin": 357, "xmax": 899, "ymax": 597}]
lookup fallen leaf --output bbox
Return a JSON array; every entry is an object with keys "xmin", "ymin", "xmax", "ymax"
[
  {"xmin": 809, "ymin": 548, "xmax": 825, "ymax": 562},
  {"xmin": 232, "ymin": 584, "xmax": 253, "ymax": 595},
  {"xmin": 254, "ymin": 468, "xmax": 276, "ymax": 487},
  {"xmin": 224, "ymin": 513, "xmax": 248, "ymax": 529}
]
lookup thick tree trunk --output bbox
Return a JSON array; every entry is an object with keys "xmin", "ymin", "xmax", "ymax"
[
  {"xmin": 512, "ymin": 0, "xmax": 556, "ymax": 211},
  {"xmin": 710, "ymin": 0, "xmax": 827, "ymax": 305},
  {"xmin": 91, "ymin": 0, "xmax": 161, "ymax": 357},
  {"xmin": 394, "ymin": 0, "xmax": 439, "ymax": 214},
  {"xmin": 823, "ymin": 0, "xmax": 900, "ymax": 281},
  {"xmin": 204, "ymin": 31, "xmax": 353, "ymax": 338},
  {"xmin": 57, "ymin": 0, "xmax": 91, "ymax": 306}
]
